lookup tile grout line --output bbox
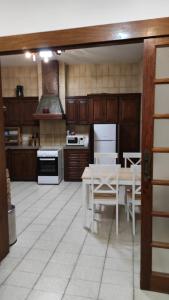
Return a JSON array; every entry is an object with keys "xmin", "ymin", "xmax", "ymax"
[
  {"xmin": 11, "ymin": 182, "xmax": 34, "ymax": 197},
  {"xmin": 24, "ymin": 186, "xmax": 83, "ymax": 300},
  {"xmin": 96, "ymin": 219, "xmax": 114, "ymax": 300},
  {"xmin": 15, "ymin": 182, "xmax": 71, "ymax": 237},
  {"xmin": 60, "ymin": 222, "xmax": 91, "ymax": 299},
  {"xmin": 12, "ymin": 183, "xmax": 43, "ymax": 205},
  {"xmin": 0, "ymin": 183, "xmax": 81, "ymax": 289},
  {"xmin": 15, "ymin": 183, "xmax": 65, "ymax": 215}
]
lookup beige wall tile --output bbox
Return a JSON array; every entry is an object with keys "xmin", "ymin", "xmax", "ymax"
[
  {"xmin": 66, "ymin": 62, "xmax": 142, "ymax": 96},
  {"xmin": 1, "ymin": 65, "xmax": 38, "ymax": 97}
]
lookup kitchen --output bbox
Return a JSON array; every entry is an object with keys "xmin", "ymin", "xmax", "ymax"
[
  {"xmin": 2, "ymin": 43, "xmax": 143, "ymax": 184},
  {"xmin": 0, "ymin": 44, "xmax": 144, "ymax": 299}
]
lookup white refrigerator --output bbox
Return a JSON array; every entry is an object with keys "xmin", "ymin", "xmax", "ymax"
[{"xmin": 94, "ymin": 124, "xmax": 117, "ymax": 164}]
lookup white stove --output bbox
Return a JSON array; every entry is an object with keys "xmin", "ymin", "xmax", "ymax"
[{"xmin": 37, "ymin": 148, "xmax": 63, "ymax": 184}]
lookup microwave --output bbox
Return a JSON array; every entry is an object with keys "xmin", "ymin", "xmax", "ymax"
[{"xmin": 66, "ymin": 135, "xmax": 86, "ymax": 146}]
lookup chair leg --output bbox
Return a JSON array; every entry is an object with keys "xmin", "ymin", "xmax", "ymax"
[
  {"xmin": 132, "ymin": 201, "xmax": 135, "ymax": 236},
  {"xmin": 91, "ymin": 204, "xmax": 95, "ymax": 233},
  {"xmin": 116, "ymin": 203, "xmax": 118, "ymax": 235},
  {"xmin": 127, "ymin": 201, "xmax": 130, "ymax": 222}
]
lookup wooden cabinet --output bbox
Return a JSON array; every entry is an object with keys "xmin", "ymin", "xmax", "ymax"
[
  {"xmin": 4, "ymin": 97, "xmax": 38, "ymax": 126},
  {"xmin": 66, "ymin": 97, "xmax": 90, "ymax": 124},
  {"xmin": 4, "ymin": 99, "xmax": 20, "ymax": 126},
  {"xmin": 118, "ymin": 93, "xmax": 141, "ymax": 165},
  {"xmin": 7, "ymin": 149, "xmax": 37, "ymax": 181},
  {"xmin": 119, "ymin": 94, "xmax": 140, "ymax": 124},
  {"xmin": 64, "ymin": 148, "xmax": 90, "ymax": 181},
  {"xmin": 90, "ymin": 94, "xmax": 118, "ymax": 123}
]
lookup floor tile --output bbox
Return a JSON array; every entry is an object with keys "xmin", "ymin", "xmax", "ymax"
[
  {"xmin": 77, "ymin": 254, "xmax": 105, "ymax": 269},
  {"xmin": 7, "ymin": 246, "xmax": 29, "ymax": 259},
  {"xmin": 134, "ymin": 288, "xmax": 169, "ymax": 300},
  {"xmin": 27, "ymin": 289, "xmax": 62, "ymax": 300},
  {"xmin": 63, "ymin": 296, "xmax": 92, "ymax": 300},
  {"xmin": 99, "ymin": 283, "xmax": 133, "ymax": 300},
  {"xmin": 43, "ymin": 262, "xmax": 74, "ymax": 278},
  {"xmin": 105, "ymin": 257, "xmax": 132, "ymax": 272},
  {"xmin": 5, "ymin": 270, "xmax": 39, "ymax": 288},
  {"xmin": 66, "ymin": 279, "xmax": 100, "ymax": 299},
  {"xmin": 81, "ymin": 244, "xmax": 107, "ymax": 257},
  {"xmin": 16, "ymin": 259, "xmax": 46, "ymax": 274},
  {"xmin": 56, "ymin": 242, "xmax": 82, "ymax": 254},
  {"xmin": 50, "ymin": 252, "xmax": 78, "ymax": 265},
  {"xmin": 102, "ymin": 269, "xmax": 133, "ymax": 287},
  {"xmin": 0, "ymin": 285, "xmax": 30, "ymax": 300},
  {"xmin": 72, "ymin": 265, "xmax": 102, "ymax": 282},
  {"xmin": 34, "ymin": 275, "xmax": 68, "ymax": 294},
  {"xmin": 25, "ymin": 248, "xmax": 52, "ymax": 262}
]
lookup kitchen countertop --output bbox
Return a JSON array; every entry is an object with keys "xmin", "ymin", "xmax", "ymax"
[{"xmin": 5, "ymin": 145, "xmax": 39, "ymax": 150}]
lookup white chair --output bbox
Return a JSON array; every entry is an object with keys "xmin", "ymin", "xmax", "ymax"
[
  {"xmin": 94, "ymin": 152, "xmax": 118, "ymax": 164},
  {"xmin": 89, "ymin": 164, "xmax": 120, "ymax": 235},
  {"xmin": 123, "ymin": 152, "xmax": 141, "ymax": 168},
  {"xmin": 126, "ymin": 165, "xmax": 141, "ymax": 235}
]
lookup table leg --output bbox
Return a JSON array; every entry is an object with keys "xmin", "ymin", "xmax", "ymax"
[{"xmin": 82, "ymin": 181, "xmax": 89, "ymax": 228}]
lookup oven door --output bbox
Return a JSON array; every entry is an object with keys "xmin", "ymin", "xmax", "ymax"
[{"xmin": 37, "ymin": 157, "xmax": 58, "ymax": 176}]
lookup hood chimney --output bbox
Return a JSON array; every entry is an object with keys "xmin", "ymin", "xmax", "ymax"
[{"xmin": 33, "ymin": 60, "xmax": 65, "ymax": 120}]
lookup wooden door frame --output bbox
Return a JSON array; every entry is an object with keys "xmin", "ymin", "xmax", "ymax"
[
  {"xmin": 141, "ymin": 37, "xmax": 169, "ymax": 294},
  {"xmin": 0, "ymin": 63, "xmax": 9, "ymax": 261},
  {"xmin": 0, "ymin": 16, "xmax": 169, "ymax": 292}
]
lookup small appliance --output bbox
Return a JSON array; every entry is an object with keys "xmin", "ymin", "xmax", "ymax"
[{"xmin": 66, "ymin": 134, "xmax": 86, "ymax": 146}]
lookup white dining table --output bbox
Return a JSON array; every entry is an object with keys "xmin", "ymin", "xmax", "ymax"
[{"xmin": 81, "ymin": 166, "xmax": 141, "ymax": 228}]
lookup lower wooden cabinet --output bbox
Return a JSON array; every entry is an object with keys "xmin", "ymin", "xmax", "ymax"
[
  {"xmin": 6, "ymin": 149, "xmax": 37, "ymax": 181},
  {"xmin": 64, "ymin": 148, "xmax": 90, "ymax": 181}
]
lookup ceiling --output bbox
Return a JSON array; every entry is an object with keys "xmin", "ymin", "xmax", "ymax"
[{"xmin": 0, "ymin": 43, "xmax": 143, "ymax": 66}]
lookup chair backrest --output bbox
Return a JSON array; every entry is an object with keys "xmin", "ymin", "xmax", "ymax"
[
  {"xmin": 123, "ymin": 152, "xmax": 141, "ymax": 168},
  {"xmin": 131, "ymin": 165, "xmax": 141, "ymax": 196},
  {"xmin": 94, "ymin": 152, "xmax": 118, "ymax": 165},
  {"xmin": 89, "ymin": 164, "xmax": 120, "ymax": 196}
]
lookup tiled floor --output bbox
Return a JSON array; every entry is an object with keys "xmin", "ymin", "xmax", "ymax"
[{"xmin": 0, "ymin": 181, "xmax": 168, "ymax": 300}]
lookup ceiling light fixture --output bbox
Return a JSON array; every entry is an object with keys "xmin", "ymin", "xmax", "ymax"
[{"xmin": 24, "ymin": 49, "xmax": 64, "ymax": 63}]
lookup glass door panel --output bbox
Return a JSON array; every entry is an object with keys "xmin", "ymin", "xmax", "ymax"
[
  {"xmin": 155, "ymin": 85, "xmax": 169, "ymax": 113},
  {"xmin": 156, "ymin": 47, "xmax": 169, "ymax": 78},
  {"xmin": 152, "ymin": 249, "xmax": 169, "ymax": 273}
]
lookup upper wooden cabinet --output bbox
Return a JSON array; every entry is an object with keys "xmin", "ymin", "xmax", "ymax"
[
  {"xmin": 89, "ymin": 94, "xmax": 118, "ymax": 123},
  {"xmin": 66, "ymin": 93, "xmax": 141, "ymax": 125},
  {"xmin": 4, "ymin": 97, "xmax": 38, "ymax": 126},
  {"xmin": 66, "ymin": 96, "xmax": 90, "ymax": 124},
  {"xmin": 119, "ymin": 94, "xmax": 141, "ymax": 123}
]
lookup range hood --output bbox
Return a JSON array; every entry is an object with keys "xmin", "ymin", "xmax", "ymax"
[
  {"xmin": 33, "ymin": 60, "xmax": 65, "ymax": 120},
  {"xmin": 33, "ymin": 95, "xmax": 65, "ymax": 120}
]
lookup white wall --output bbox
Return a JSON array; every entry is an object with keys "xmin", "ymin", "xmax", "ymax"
[{"xmin": 0, "ymin": 0, "xmax": 169, "ymax": 37}]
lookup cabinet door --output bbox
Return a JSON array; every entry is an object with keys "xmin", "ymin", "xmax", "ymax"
[
  {"xmin": 106, "ymin": 96, "xmax": 118, "ymax": 123},
  {"xmin": 119, "ymin": 94, "xmax": 140, "ymax": 123},
  {"xmin": 64, "ymin": 149, "xmax": 89, "ymax": 181},
  {"xmin": 4, "ymin": 99, "xmax": 20, "ymax": 126},
  {"xmin": 78, "ymin": 98, "xmax": 89, "ymax": 124},
  {"xmin": 93, "ymin": 96, "xmax": 107, "ymax": 123},
  {"xmin": 66, "ymin": 99, "xmax": 77, "ymax": 124},
  {"xmin": 21, "ymin": 99, "xmax": 38, "ymax": 125},
  {"xmin": 9, "ymin": 150, "xmax": 37, "ymax": 181},
  {"xmin": 119, "ymin": 123, "xmax": 140, "ymax": 166},
  {"xmin": 24, "ymin": 150, "xmax": 37, "ymax": 181}
]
